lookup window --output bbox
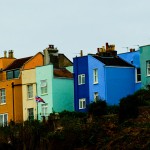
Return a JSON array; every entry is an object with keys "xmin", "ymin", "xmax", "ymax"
[
  {"xmin": 136, "ymin": 68, "xmax": 141, "ymax": 82},
  {"xmin": 93, "ymin": 69, "xmax": 98, "ymax": 84},
  {"xmin": 28, "ymin": 108, "xmax": 34, "ymax": 121},
  {"xmin": 79, "ymin": 98, "xmax": 86, "ymax": 109},
  {"xmin": 78, "ymin": 74, "xmax": 85, "ymax": 85},
  {"xmin": 6, "ymin": 69, "xmax": 20, "ymax": 80},
  {"xmin": 0, "ymin": 89, "xmax": 6, "ymax": 104},
  {"xmin": 41, "ymin": 103, "xmax": 48, "ymax": 116},
  {"xmin": 27, "ymin": 85, "xmax": 33, "ymax": 99},
  {"xmin": 0, "ymin": 114, "xmax": 8, "ymax": 127},
  {"xmin": 94, "ymin": 92, "xmax": 99, "ymax": 102},
  {"xmin": 40, "ymin": 80, "xmax": 47, "ymax": 95},
  {"xmin": 7, "ymin": 71, "xmax": 13, "ymax": 79},
  {"xmin": 147, "ymin": 61, "xmax": 150, "ymax": 76},
  {"xmin": 14, "ymin": 70, "xmax": 20, "ymax": 78}
]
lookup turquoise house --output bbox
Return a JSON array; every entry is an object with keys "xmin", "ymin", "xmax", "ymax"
[
  {"xmin": 140, "ymin": 45, "xmax": 150, "ymax": 87},
  {"xmin": 36, "ymin": 64, "xmax": 74, "ymax": 120}
]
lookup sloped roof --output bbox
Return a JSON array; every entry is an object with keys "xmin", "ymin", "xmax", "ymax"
[
  {"xmin": 4, "ymin": 56, "xmax": 32, "ymax": 70},
  {"xmin": 93, "ymin": 56, "xmax": 133, "ymax": 67},
  {"xmin": 54, "ymin": 68, "xmax": 73, "ymax": 78}
]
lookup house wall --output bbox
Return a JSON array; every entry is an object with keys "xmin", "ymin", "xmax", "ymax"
[
  {"xmin": 118, "ymin": 51, "xmax": 140, "ymax": 68},
  {"xmin": 36, "ymin": 65, "xmax": 53, "ymax": 120},
  {"xmin": 66, "ymin": 66, "xmax": 73, "ymax": 73},
  {"xmin": 140, "ymin": 45, "xmax": 150, "ymax": 87},
  {"xmin": 105, "ymin": 67, "xmax": 135, "ymax": 105},
  {"xmin": 0, "ymin": 58, "xmax": 15, "ymax": 70},
  {"xmin": 0, "ymin": 77, "xmax": 23, "ymax": 123},
  {"xmin": 53, "ymin": 78, "xmax": 74, "ymax": 112},
  {"xmin": 88, "ymin": 55, "xmax": 106, "ymax": 102},
  {"xmin": 23, "ymin": 53, "xmax": 43, "ymax": 70},
  {"xmin": 119, "ymin": 51, "xmax": 141, "ymax": 91},
  {"xmin": 22, "ymin": 69, "xmax": 37, "ymax": 121},
  {"xmin": 73, "ymin": 56, "xmax": 89, "ymax": 112}
]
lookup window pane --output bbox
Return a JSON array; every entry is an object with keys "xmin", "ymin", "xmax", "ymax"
[
  {"xmin": 79, "ymin": 98, "xmax": 86, "ymax": 109},
  {"xmin": 7, "ymin": 71, "xmax": 13, "ymax": 80},
  {"xmin": 83, "ymin": 100, "xmax": 86, "ymax": 108},
  {"xmin": 28, "ymin": 108, "xmax": 34, "ymax": 121},
  {"xmin": 14, "ymin": 70, "xmax": 20, "ymax": 78},
  {"xmin": 41, "ymin": 104, "xmax": 48, "ymax": 116},
  {"xmin": 4, "ymin": 114, "xmax": 7, "ymax": 126},
  {"xmin": 27, "ymin": 85, "xmax": 33, "ymax": 99},
  {"xmin": 0, "ymin": 115, "xmax": 3, "ymax": 126},
  {"xmin": 147, "ymin": 61, "xmax": 150, "ymax": 76},
  {"xmin": 82, "ymin": 75, "xmax": 85, "ymax": 84},
  {"xmin": 93, "ymin": 69, "xmax": 98, "ymax": 83},
  {"xmin": 136, "ymin": 68, "xmax": 141, "ymax": 82},
  {"xmin": 78, "ymin": 74, "xmax": 85, "ymax": 85},
  {"xmin": 0, "ymin": 89, "xmax": 6, "ymax": 104},
  {"xmin": 41, "ymin": 80, "xmax": 47, "ymax": 94}
]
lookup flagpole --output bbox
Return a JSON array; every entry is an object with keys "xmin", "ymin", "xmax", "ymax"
[{"xmin": 37, "ymin": 102, "xmax": 38, "ymax": 120}]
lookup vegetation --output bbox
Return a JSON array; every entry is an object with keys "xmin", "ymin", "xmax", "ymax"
[
  {"xmin": 119, "ymin": 88, "xmax": 150, "ymax": 122},
  {"xmin": 0, "ymin": 89, "xmax": 150, "ymax": 149}
]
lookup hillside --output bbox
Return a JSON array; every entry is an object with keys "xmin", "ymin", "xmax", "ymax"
[{"xmin": 0, "ymin": 107, "xmax": 149, "ymax": 150}]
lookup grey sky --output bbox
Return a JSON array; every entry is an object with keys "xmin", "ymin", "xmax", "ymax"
[{"xmin": 0, "ymin": 0, "xmax": 150, "ymax": 60}]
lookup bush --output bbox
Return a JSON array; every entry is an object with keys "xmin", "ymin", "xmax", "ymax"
[
  {"xmin": 107, "ymin": 105, "xmax": 119, "ymax": 115},
  {"xmin": 119, "ymin": 95, "xmax": 139, "ymax": 122},
  {"xmin": 119, "ymin": 88, "xmax": 150, "ymax": 122},
  {"xmin": 88, "ymin": 100, "xmax": 107, "ymax": 116}
]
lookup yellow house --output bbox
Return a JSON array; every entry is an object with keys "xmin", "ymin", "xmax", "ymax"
[{"xmin": 22, "ymin": 68, "xmax": 37, "ymax": 121}]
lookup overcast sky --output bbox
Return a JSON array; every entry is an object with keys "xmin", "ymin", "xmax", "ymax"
[{"xmin": 0, "ymin": 0, "xmax": 150, "ymax": 60}]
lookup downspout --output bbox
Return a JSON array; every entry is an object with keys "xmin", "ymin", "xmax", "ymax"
[
  {"xmin": 11, "ymin": 82, "xmax": 15, "ymax": 122},
  {"xmin": 104, "ymin": 65, "xmax": 107, "ymax": 102}
]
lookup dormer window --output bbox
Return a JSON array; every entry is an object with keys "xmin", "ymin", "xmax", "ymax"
[{"xmin": 6, "ymin": 69, "xmax": 20, "ymax": 80}]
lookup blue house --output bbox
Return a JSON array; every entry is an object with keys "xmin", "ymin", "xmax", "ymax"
[
  {"xmin": 73, "ymin": 43, "xmax": 140, "ymax": 112},
  {"xmin": 118, "ymin": 49, "xmax": 141, "ymax": 90}
]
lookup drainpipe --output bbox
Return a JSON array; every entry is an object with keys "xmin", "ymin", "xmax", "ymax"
[{"xmin": 11, "ymin": 82, "xmax": 15, "ymax": 122}]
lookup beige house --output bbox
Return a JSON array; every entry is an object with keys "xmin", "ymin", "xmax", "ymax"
[{"xmin": 22, "ymin": 69, "xmax": 37, "ymax": 121}]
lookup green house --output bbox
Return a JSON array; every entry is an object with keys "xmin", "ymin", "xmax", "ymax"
[{"xmin": 140, "ymin": 45, "xmax": 150, "ymax": 87}]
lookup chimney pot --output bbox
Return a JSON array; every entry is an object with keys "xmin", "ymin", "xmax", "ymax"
[
  {"xmin": 8, "ymin": 50, "xmax": 14, "ymax": 58},
  {"xmin": 4, "ymin": 51, "xmax": 7, "ymax": 58},
  {"xmin": 80, "ymin": 50, "xmax": 83, "ymax": 57},
  {"xmin": 49, "ymin": 45, "xmax": 54, "ymax": 49},
  {"xmin": 106, "ymin": 42, "xmax": 109, "ymax": 51}
]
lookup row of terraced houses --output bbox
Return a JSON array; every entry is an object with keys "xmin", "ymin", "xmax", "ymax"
[{"xmin": 0, "ymin": 43, "xmax": 150, "ymax": 126}]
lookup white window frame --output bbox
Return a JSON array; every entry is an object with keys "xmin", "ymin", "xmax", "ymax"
[
  {"xmin": 93, "ymin": 69, "xmax": 98, "ymax": 84},
  {"xmin": 0, "ymin": 89, "xmax": 6, "ymax": 105},
  {"xmin": 79, "ymin": 98, "xmax": 86, "ymax": 109},
  {"xmin": 78, "ymin": 74, "xmax": 85, "ymax": 85},
  {"xmin": 136, "ymin": 68, "xmax": 141, "ymax": 83},
  {"xmin": 147, "ymin": 61, "xmax": 150, "ymax": 76},
  {"xmin": 94, "ymin": 92, "xmax": 99, "ymax": 102},
  {"xmin": 27, "ymin": 84, "xmax": 33, "ymax": 99},
  {"xmin": 0, "ymin": 113, "xmax": 8, "ymax": 127},
  {"xmin": 40, "ymin": 80, "xmax": 47, "ymax": 95},
  {"xmin": 41, "ymin": 103, "xmax": 48, "ymax": 116}
]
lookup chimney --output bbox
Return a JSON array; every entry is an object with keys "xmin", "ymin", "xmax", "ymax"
[
  {"xmin": 130, "ymin": 48, "xmax": 135, "ymax": 52},
  {"xmin": 106, "ymin": 43, "xmax": 109, "ymax": 51},
  {"xmin": 49, "ymin": 45, "xmax": 54, "ymax": 49},
  {"xmin": 80, "ymin": 50, "xmax": 83, "ymax": 57},
  {"xmin": 110, "ymin": 44, "xmax": 115, "ymax": 51},
  {"xmin": 4, "ymin": 51, "xmax": 7, "ymax": 58},
  {"xmin": 8, "ymin": 50, "xmax": 14, "ymax": 58},
  {"xmin": 97, "ymin": 48, "xmax": 100, "ymax": 53}
]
